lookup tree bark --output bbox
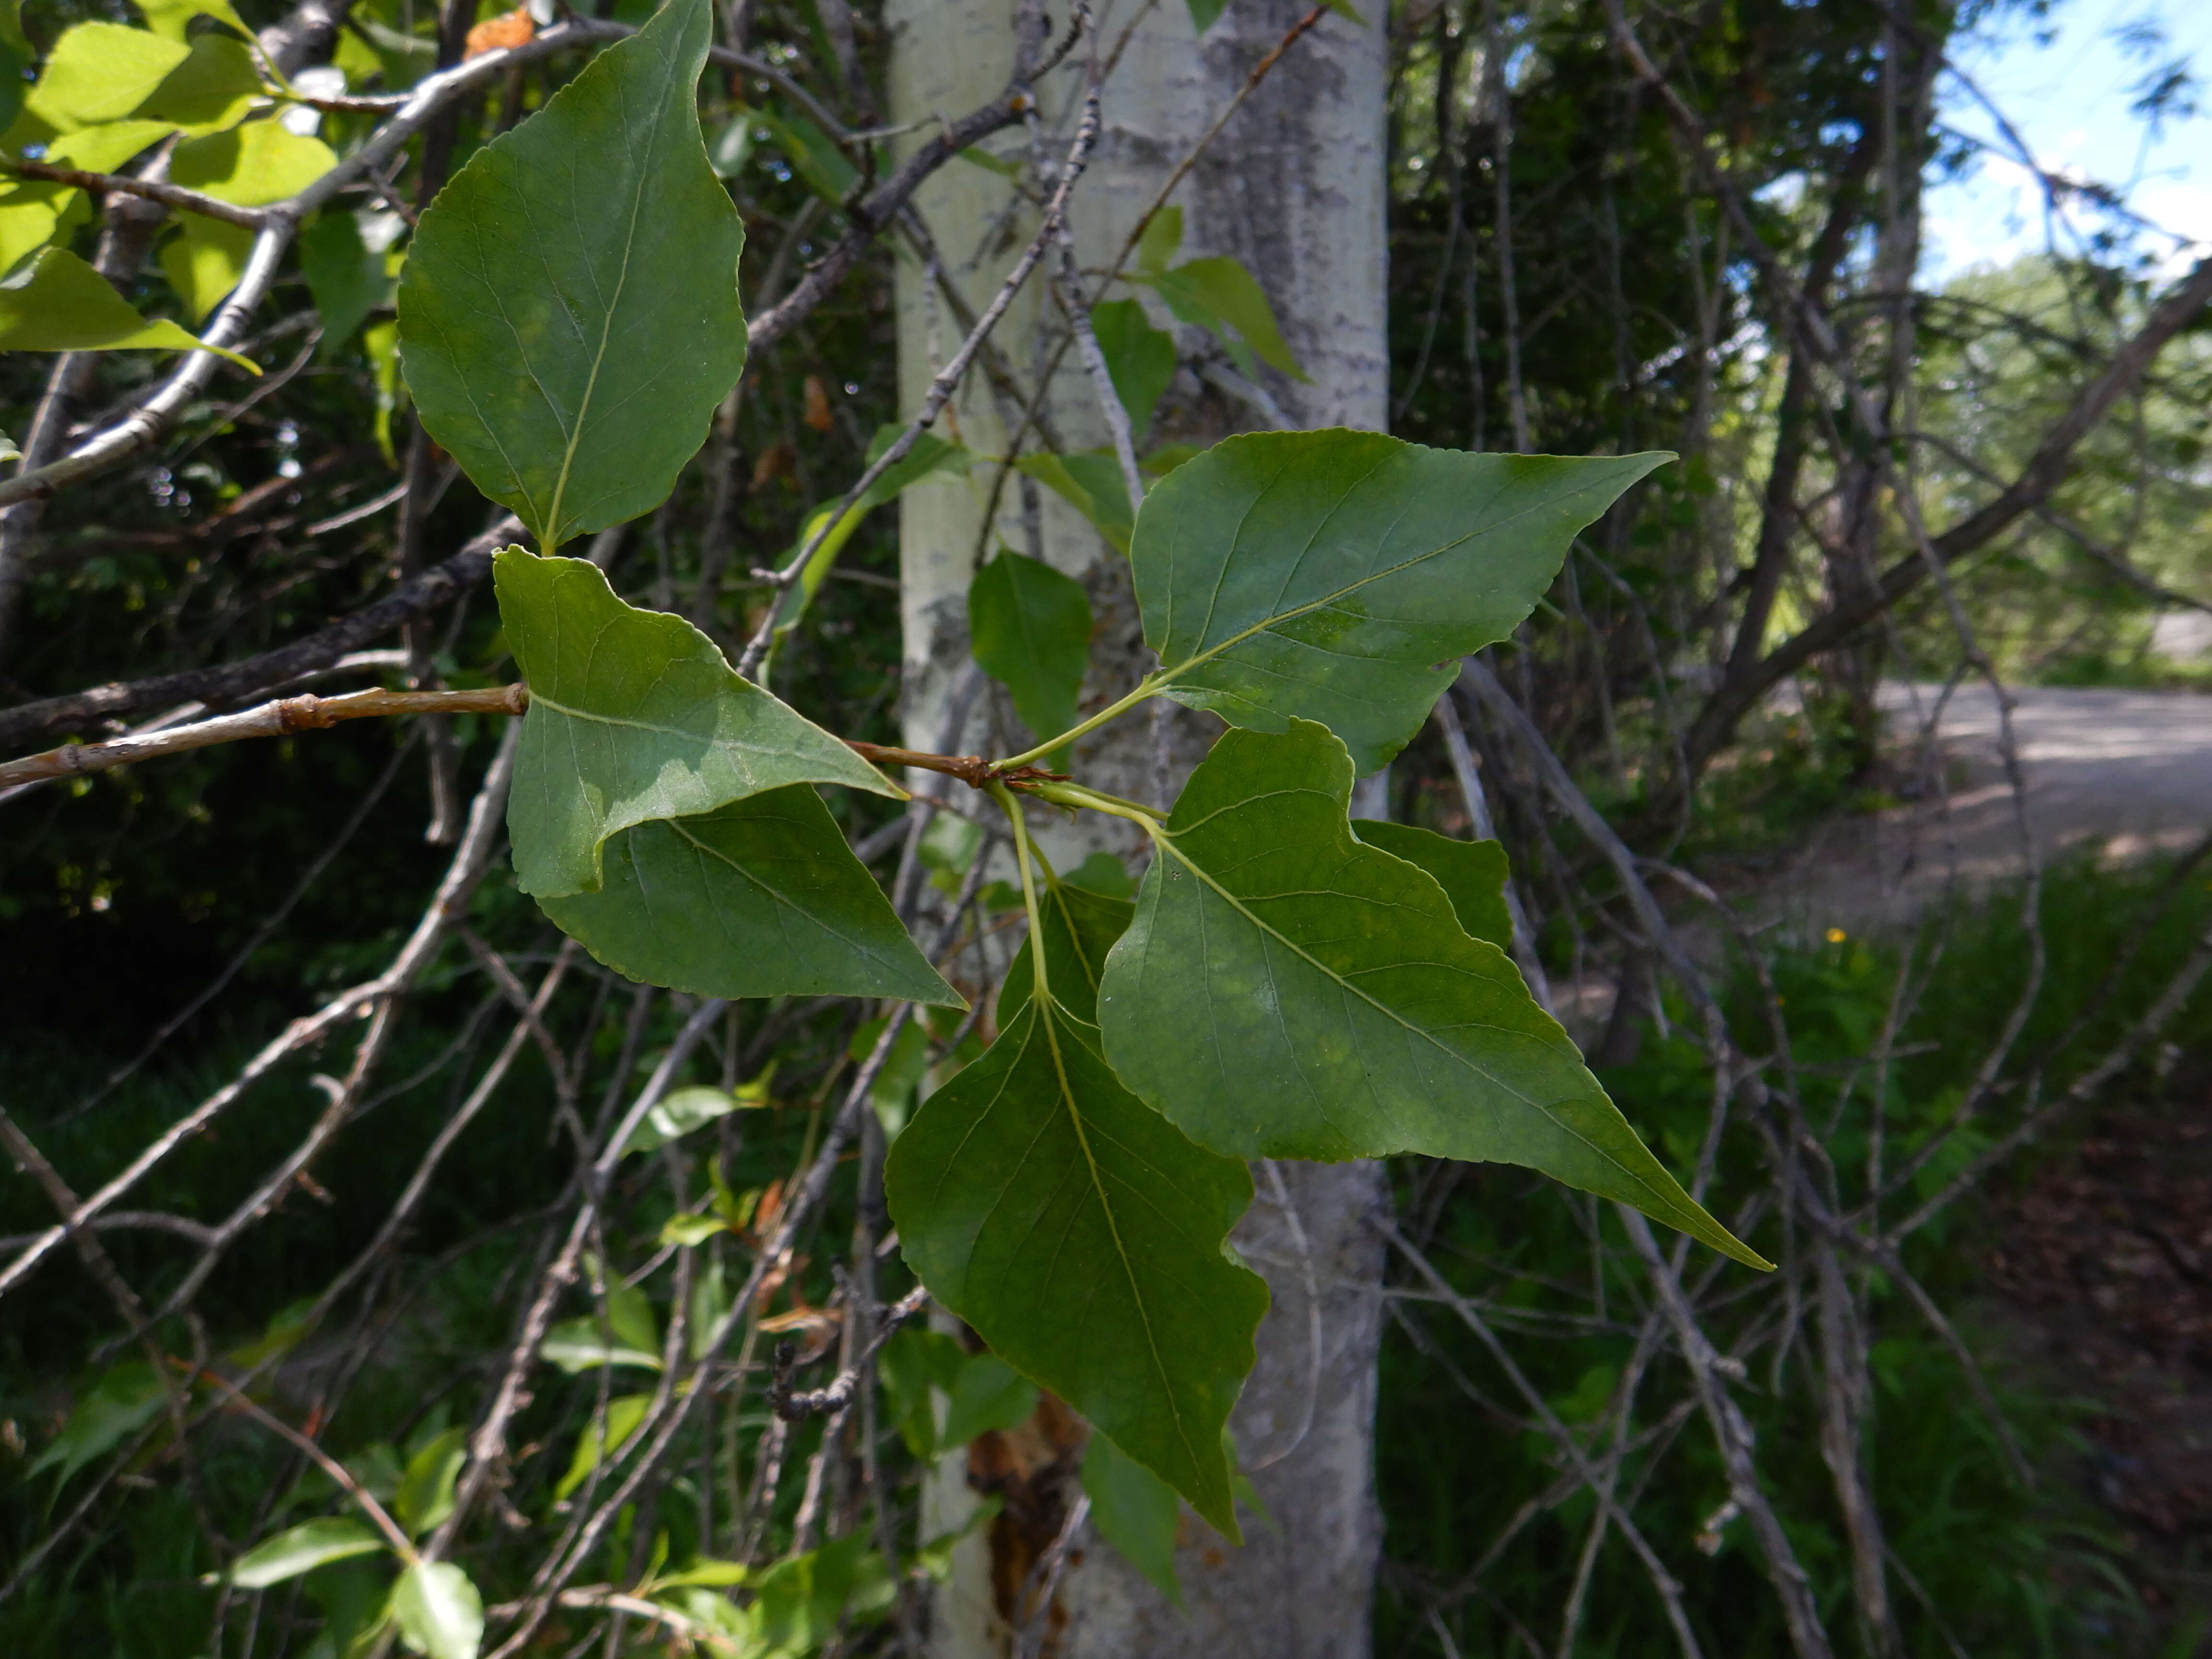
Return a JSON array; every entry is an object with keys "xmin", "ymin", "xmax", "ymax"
[{"xmin": 885, "ymin": 3, "xmax": 1390, "ymax": 1655}]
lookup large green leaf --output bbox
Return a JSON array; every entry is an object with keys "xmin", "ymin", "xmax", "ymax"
[
  {"xmin": 396, "ymin": 0, "xmax": 745, "ymax": 552},
  {"xmin": 538, "ymin": 786, "xmax": 961, "ymax": 1006},
  {"xmin": 391, "ymin": 1561, "xmax": 483, "ymax": 1659},
  {"xmin": 1096, "ymin": 721, "xmax": 1767, "ymax": 1269},
  {"xmin": 495, "ymin": 551, "xmax": 897, "ymax": 899},
  {"xmin": 886, "ymin": 971, "xmax": 1266, "ymax": 1534},
  {"xmin": 392, "ymin": 1427, "xmax": 465, "ymax": 1539},
  {"xmin": 23, "ymin": 23, "xmax": 189, "ymax": 130},
  {"xmin": 170, "ymin": 119, "xmax": 337, "ymax": 205},
  {"xmin": 1018, "ymin": 450, "xmax": 1132, "ymax": 554},
  {"xmin": 968, "ymin": 551, "xmax": 1091, "ymax": 765},
  {"xmin": 1353, "ymin": 820, "xmax": 1513, "ymax": 950},
  {"xmin": 1133, "ymin": 431, "xmax": 1669, "ymax": 771},
  {"xmin": 137, "ymin": 34, "xmax": 260, "ymax": 135},
  {"xmin": 231, "ymin": 1517, "xmax": 388, "ymax": 1589},
  {"xmin": 0, "ymin": 245, "xmax": 255, "ymax": 369}
]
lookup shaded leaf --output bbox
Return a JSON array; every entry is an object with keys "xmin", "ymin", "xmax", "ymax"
[
  {"xmin": 28, "ymin": 1362, "xmax": 166, "ymax": 1486},
  {"xmin": 553, "ymin": 1393, "xmax": 652, "ymax": 1501},
  {"xmin": 539, "ymin": 785, "xmax": 959, "ymax": 1007},
  {"xmin": 1146, "ymin": 255, "xmax": 1304, "ymax": 381},
  {"xmin": 1133, "ymin": 205, "xmax": 1181, "ymax": 276},
  {"xmin": 0, "ymin": 245, "xmax": 256, "ymax": 369},
  {"xmin": 849, "ymin": 1014, "xmax": 929, "ymax": 1138},
  {"xmin": 1096, "ymin": 721, "xmax": 1767, "ymax": 1268},
  {"xmin": 541, "ymin": 1278, "xmax": 663, "ymax": 1372},
  {"xmin": 391, "ymin": 1561, "xmax": 483, "ymax": 1659},
  {"xmin": 494, "ymin": 552, "xmax": 897, "ymax": 900},
  {"xmin": 886, "ymin": 986, "xmax": 1266, "ymax": 1535},
  {"xmin": 998, "ymin": 868, "xmax": 1130, "ymax": 1027},
  {"xmin": 392, "ymin": 1427, "xmax": 465, "ymax": 1538},
  {"xmin": 233, "ymin": 1517, "xmax": 386, "ymax": 1589},
  {"xmin": 939, "ymin": 1354, "xmax": 1038, "ymax": 1448},
  {"xmin": 397, "ymin": 0, "xmax": 745, "ymax": 551},
  {"xmin": 877, "ymin": 1327, "xmax": 965, "ymax": 1458},
  {"xmin": 749, "ymin": 104, "xmax": 857, "ymax": 204},
  {"xmin": 42, "ymin": 119, "xmax": 179, "ymax": 174},
  {"xmin": 0, "ymin": 180, "xmax": 88, "ymax": 279},
  {"xmin": 751, "ymin": 1532, "xmax": 892, "ymax": 1650},
  {"xmin": 1017, "ymin": 450, "xmax": 1132, "ymax": 554},
  {"xmin": 621, "ymin": 1082, "xmax": 755, "ymax": 1157},
  {"xmin": 1133, "ymin": 430, "xmax": 1669, "ymax": 771},
  {"xmin": 968, "ymin": 551, "xmax": 1091, "ymax": 764},
  {"xmin": 138, "ymin": 34, "xmax": 261, "ymax": 135},
  {"xmin": 299, "ymin": 211, "xmax": 390, "ymax": 350},
  {"xmin": 1089, "ymin": 298, "xmax": 1176, "ymax": 435},
  {"xmin": 1082, "ymin": 1431, "xmax": 1181, "ymax": 1603},
  {"xmin": 1353, "ymin": 820, "xmax": 1513, "ymax": 949}
]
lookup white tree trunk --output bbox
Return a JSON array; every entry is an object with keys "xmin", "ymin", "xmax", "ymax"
[{"xmin": 886, "ymin": 4, "xmax": 1390, "ymax": 1653}]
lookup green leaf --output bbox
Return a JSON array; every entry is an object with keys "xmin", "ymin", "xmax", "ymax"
[
  {"xmin": 540, "ymin": 1277, "xmax": 664, "ymax": 1372},
  {"xmin": 1083, "ymin": 1431, "xmax": 1181, "ymax": 1603},
  {"xmin": 0, "ymin": 180, "xmax": 88, "ymax": 279},
  {"xmin": 877, "ymin": 1327, "xmax": 965, "ymax": 1457},
  {"xmin": 969, "ymin": 551, "xmax": 1091, "ymax": 765},
  {"xmin": 1133, "ymin": 430, "xmax": 1670, "ymax": 772},
  {"xmin": 396, "ymin": 0, "xmax": 745, "ymax": 551},
  {"xmin": 138, "ymin": 34, "xmax": 261, "ymax": 135},
  {"xmin": 998, "ymin": 868, "xmax": 1130, "ymax": 1027},
  {"xmin": 1089, "ymin": 298, "xmax": 1176, "ymax": 436},
  {"xmin": 0, "ymin": 244, "xmax": 256, "ymax": 368},
  {"xmin": 539, "ymin": 784, "xmax": 960, "ymax": 1006},
  {"xmin": 621, "ymin": 1083, "xmax": 741, "ymax": 1157},
  {"xmin": 553, "ymin": 1393, "xmax": 653, "ymax": 1501},
  {"xmin": 494, "ymin": 551, "xmax": 899, "ymax": 899},
  {"xmin": 136, "ymin": 0, "xmax": 254, "ymax": 43},
  {"xmin": 159, "ymin": 215, "xmax": 252, "ymax": 322},
  {"xmin": 1096, "ymin": 721, "xmax": 1767, "ymax": 1268},
  {"xmin": 392, "ymin": 1427, "xmax": 466, "ymax": 1538},
  {"xmin": 885, "ymin": 987, "xmax": 1267, "ymax": 1536},
  {"xmin": 751, "ymin": 1532, "xmax": 892, "ymax": 1650},
  {"xmin": 649, "ymin": 1557, "xmax": 750, "ymax": 1591},
  {"xmin": 750, "ymin": 104, "xmax": 858, "ymax": 204},
  {"xmin": 391, "ymin": 1561, "xmax": 483, "ymax": 1659},
  {"xmin": 24, "ymin": 23, "xmax": 190, "ymax": 131},
  {"xmin": 233, "ymin": 1517, "xmax": 388, "ymax": 1589},
  {"xmin": 41, "ymin": 120, "xmax": 178, "ymax": 174},
  {"xmin": 1134, "ymin": 205, "xmax": 1181, "ymax": 276},
  {"xmin": 660, "ymin": 1211, "xmax": 726, "ymax": 1247},
  {"xmin": 0, "ymin": 1, "xmax": 27, "ymax": 134},
  {"xmin": 1145, "ymin": 256, "xmax": 1305, "ymax": 382},
  {"xmin": 1017, "ymin": 450, "xmax": 1133, "ymax": 554},
  {"xmin": 299, "ymin": 211, "xmax": 390, "ymax": 352},
  {"xmin": 939, "ymin": 1353, "xmax": 1038, "ymax": 1448},
  {"xmin": 28, "ymin": 1362, "xmax": 167, "ymax": 1486},
  {"xmin": 1353, "ymin": 821, "xmax": 1513, "ymax": 950},
  {"xmin": 169, "ymin": 118, "xmax": 336, "ymax": 205}
]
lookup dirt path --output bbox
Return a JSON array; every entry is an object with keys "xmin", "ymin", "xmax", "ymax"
[{"xmin": 1760, "ymin": 682, "xmax": 2212, "ymax": 934}]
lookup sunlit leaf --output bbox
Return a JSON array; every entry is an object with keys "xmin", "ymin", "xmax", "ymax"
[
  {"xmin": 397, "ymin": 0, "xmax": 745, "ymax": 551},
  {"xmin": 0, "ymin": 245, "xmax": 257, "ymax": 370},
  {"xmin": 138, "ymin": 34, "xmax": 261, "ymax": 134},
  {"xmin": 170, "ymin": 117, "xmax": 336, "ymax": 204},
  {"xmin": 1133, "ymin": 429, "xmax": 1669, "ymax": 771},
  {"xmin": 231, "ymin": 1516, "xmax": 388, "ymax": 1589},
  {"xmin": 1096, "ymin": 721, "xmax": 1767, "ymax": 1267},
  {"xmin": 159, "ymin": 215, "xmax": 252, "ymax": 322},
  {"xmin": 0, "ymin": 180, "xmax": 87, "ymax": 279},
  {"xmin": 391, "ymin": 1561, "xmax": 483, "ymax": 1659},
  {"xmin": 392, "ymin": 1427, "xmax": 465, "ymax": 1539},
  {"xmin": 23, "ymin": 23, "xmax": 189, "ymax": 131},
  {"xmin": 553, "ymin": 1393, "xmax": 652, "ymax": 1501}
]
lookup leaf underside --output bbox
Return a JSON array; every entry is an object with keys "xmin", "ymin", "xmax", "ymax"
[
  {"xmin": 885, "ymin": 989, "xmax": 1266, "ymax": 1537},
  {"xmin": 497, "ymin": 552, "xmax": 897, "ymax": 900},
  {"xmin": 1097, "ymin": 720, "xmax": 1767, "ymax": 1269},
  {"xmin": 396, "ymin": 0, "xmax": 746, "ymax": 551},
  {"xmin": 1134, "ymin": 430, "xmax": 1671, "ymax": 772},
  {"xmin": 539, "ymin": 785, "xmax": 959, "ymax": 1006}
]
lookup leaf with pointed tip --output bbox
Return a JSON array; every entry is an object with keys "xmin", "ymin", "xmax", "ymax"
[
  {"xmin": 1143, "ymin": 255, "xmax": 1305, "ymax": 382},
  {"xmin": 1134, "ymin": 431, "xmax": 1670, "ymax": 772},
  {"xmin": 396, "ymin": 0, "xmax": 745, "ymax": 551},
  {"xmin": 231, "ymin": 1517, "xmax": 388, "ymax": 1589},
  {"xmin": 24, "ymin": 23, "xmax": 189, "ymax": 131},
  {"xmin": 1017, "ymin": 451, "xmax": 1132, "ymax": 554},
  {"xmin": 539, "ymin": 785, "xmax": 961, "ymax": 1007},
  {"xmin": 1353, "ymin": 820, "xmax": 1512, "ymax": 950},
  {"xmin": 169, "ymin": 118, "xmax": 335, "ymax": 205},
  {"xmin": 885, "ymin": 986, "xmax": 1265, "ymax": 1536},
  {"xmin": 1089, "ymin": 298, "xmax": 1176, "ymax": 435},
  {"xmin": 495, "ymin": 552, "xmax": 898, "ymax": 900},
  {"xmin": 0, "ymin": 245, "xmax": 256, "ymax": 370},
  {"xmin": 1083, "ymin": 1431, "xmax": 1182, "ymax": 1604},
  {"xmin": 969, "ymin": 551, "xmax": 1091, "ymax": 766},
  {"xmin": 1097, "ymin": 721, "xmax": 1767, "ymax": 1269}
]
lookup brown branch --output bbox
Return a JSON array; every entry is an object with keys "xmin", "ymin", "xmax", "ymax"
[
  {"xmin": 0, "ymin": 685, "xmax": 526, "ymax": 790},
  {"xmin": 841, "ymin": 739, "xmax": 1065, "ymax": 793},
  {"xmin": 0, "ymin": 517, "xmax": 520, "ymax": 750},
  {"xmin": 2, "ymin": 159, "xmax": 271, "ymax": 230}
]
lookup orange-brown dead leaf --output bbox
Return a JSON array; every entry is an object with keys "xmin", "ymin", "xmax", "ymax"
[
  {"xmin": 464, "ymin": 7, "xmax": 534, "ymax": 59},
  {"xmin": 802, "ymin": 374, "xmax": 834, "ymax": 433}
]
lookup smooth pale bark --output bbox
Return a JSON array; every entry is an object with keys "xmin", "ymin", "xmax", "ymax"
[{"xmin": 887, "ymin": 3, "xmax": 1389, "ymax": 1655}]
